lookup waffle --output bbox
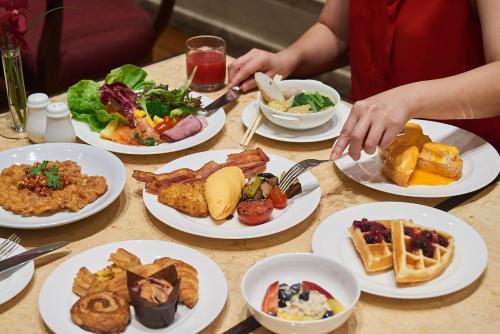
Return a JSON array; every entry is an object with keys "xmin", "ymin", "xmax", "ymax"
[
  {"xmin": 391, "ymin": 220, "xmax": 454, "ymax": 284},
  {"xmin": 349, "ymin": 219, "xmax": 396, "ymax": 272}
]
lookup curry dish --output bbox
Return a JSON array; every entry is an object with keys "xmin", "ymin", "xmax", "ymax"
[{"xmin": 0, "ymin": 160, "xmax": 107, "ymax": 216}]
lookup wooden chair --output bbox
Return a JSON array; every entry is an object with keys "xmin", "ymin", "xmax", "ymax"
[{"xmin": 21, "ymin": 0, "xmax": 175, "ymax": 95}]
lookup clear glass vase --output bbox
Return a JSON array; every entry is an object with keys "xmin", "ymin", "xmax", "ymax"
[{"xmin": 1, "ymin": 47, "xmax": 28, "ymax": 139}]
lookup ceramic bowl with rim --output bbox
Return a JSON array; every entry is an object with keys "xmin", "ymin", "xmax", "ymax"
[
  {"xmin": 241, "ymin": 253, "xmax": 360, "ymax": 334},
  {"xmin": 257, "ymin": 79, "xmax": 341, "ymax": 130}
]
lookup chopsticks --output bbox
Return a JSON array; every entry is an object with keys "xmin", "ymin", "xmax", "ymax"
[
  {"xmin": 223, "ymin": 171, "xmax": 500, "ymax": 334},
  {"xmin": 240, "ymin": 109, "xmax": 262, "ymax": 147}
]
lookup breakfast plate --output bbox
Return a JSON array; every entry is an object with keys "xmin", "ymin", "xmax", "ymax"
[
  {"xmin": 0, "ymin": 143, "xmax": 126, "ymax": 229},
  {"xmin": 39, "ymin": 240, "xmax": 228, "ymax": 334},
  {"xmin": 335, "ymin": 119, "xmax": 500, "ymax": 197},
  {"xmin": 72, "ymin": 93, "xmax": 226, "ymax": 155},
  {"xmin": 241, "ymin": 101, "xmax": 350, "ymax": 143},
  {"xmin": 312, "ymin": 202, "xmax": 487, "ymax": 299},
  {"xmin": 0, "ymin": 239, "xmax": 34, "ymax": 304},
  {"xmin": 142, "ymin": 149, "xmax": 321, "ymax": 239}
]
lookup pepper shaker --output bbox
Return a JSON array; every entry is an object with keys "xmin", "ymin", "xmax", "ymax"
[
  {"xmin": 44, "ymin": 102, "xmax": 76, "ymax": 143},
  {"xmin": 26, "ymin": 93, "xmax": 50, "ymax": 143}
]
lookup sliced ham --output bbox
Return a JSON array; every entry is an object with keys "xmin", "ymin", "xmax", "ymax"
[{"xmin": 160, "ymin": 115, "xmax": 202, "ymax": 142}]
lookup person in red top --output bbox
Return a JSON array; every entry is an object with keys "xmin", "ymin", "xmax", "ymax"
[{"xmin": 228, "ymin": 0, "xmax": 500, "ymax": 159}]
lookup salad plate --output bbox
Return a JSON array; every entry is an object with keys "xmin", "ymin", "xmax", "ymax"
[
  {"xmin": 39, "ymin": 240, "xmax": 228, "ymax": 333},
  {"xmin": 142, "ymin": 149, "xmax": 321, "ymax": 239},
  {"xmin": 0, "ymin": 239, "xmax": 34, "ymax": 304},
  {"xmin": 72, "ymin": 93, "xmax": 225, "ymax": 155},
  {"xmin": 312, "ymin": 202, "xmax": 487, "ymax": 299},
  {"xmin": 0, "ymin": 143, "xmax": 126, "ymax": 229},
  {"xmin": 335, "ymin": 119, "xmax": 500, "ymax": 197},
  {"xmin": 241, "ymin": 101, "xmax": 350, "ymax": 143}
]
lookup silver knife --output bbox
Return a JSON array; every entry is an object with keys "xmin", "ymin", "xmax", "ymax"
[
  {"xmin": 200, "ymin": 86, "xmax": 241, "ymax": 116},
  {"xmin": 0, "ymin": 241, "xmax": 69, "ymax": 273}
]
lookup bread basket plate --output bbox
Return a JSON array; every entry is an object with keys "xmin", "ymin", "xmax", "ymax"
[
  {"xmin": 334, "ymin": 119, "xmax": 500, "ymax": 197},
  {"xmin": 39, "ymin": 240, "xmax": 227, "ymax": 333},
  {"xmin": 72, "ymin": 93, "xmax": 225, "ymax": 155},
  {"xmin": 142, "ymin": 149, "xmax": 321, "ymax": 239},
  {"xmin": 312, "ymin": 202, "xmax": 487, "ymax": 299}
]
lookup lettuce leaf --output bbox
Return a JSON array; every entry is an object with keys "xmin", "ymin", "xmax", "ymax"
[
  {"xmin": 68, "ymin": 79, "xmax": 118, "ymax": 132},
  {"xmin": 105, "ymin": 64, "xmax": 155, "ymax": 90}
]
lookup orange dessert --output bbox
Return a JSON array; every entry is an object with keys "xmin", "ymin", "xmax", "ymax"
[{"xmin": 380, "ymin": 123, "xmax": 462, "ymax": 187}]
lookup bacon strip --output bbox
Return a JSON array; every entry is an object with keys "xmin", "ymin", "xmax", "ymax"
[{"xmin": 133, "ymin": 148, "xmax": 270, "ymax": 194}]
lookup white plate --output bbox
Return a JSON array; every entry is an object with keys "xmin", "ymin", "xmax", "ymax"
[
  {"xmin": 241, "ymin": 101, "xmax": 350, "ymax": 143},
  {"xmin": 143, "ymin": 150, "xmax": 321, "ymax": 239},
  {"xmin": 335, "ymin": 119, "xmax": 500, "ymax": 197},
  {"xmin": 39, "ymin": 240, "xmax": 227, "ymax": 334},
  {"xmin": 72, "ymin": 94, "xmax": 225, "ymax": 155},
  {"xmin": 0, "ymin": 239, "xmax": 34, "ymax": 304},
  {"xmin": 0, "ymin": 143, "xmax": 126, "ymax": 229},
  {"xmin": 312, "ymin": 202, "xmax": 488, "ymax": 299}
]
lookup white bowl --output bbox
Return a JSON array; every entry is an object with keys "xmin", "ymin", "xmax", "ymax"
[
  {"xmin": 257, "ymin": 80, "xmax": 341, "ymax": 130},
  {"xmin": 241, "ymin": 253, "xmax": 360, "ymax": 334}
]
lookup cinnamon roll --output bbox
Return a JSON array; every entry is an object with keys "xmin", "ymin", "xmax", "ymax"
[{"xmin": 70, "ymin": 291, "xmax": 130, "ymax": 334}]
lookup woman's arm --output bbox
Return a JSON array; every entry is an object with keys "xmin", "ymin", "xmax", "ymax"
[
  {"xmin": 331, "ymin": 0, "xmax": 500, "ymax": 160},
  {"xmin": 228, "ymin": 0, "xmax": 350, "ymax": 91}
]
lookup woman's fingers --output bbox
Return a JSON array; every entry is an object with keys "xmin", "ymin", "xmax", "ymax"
[
  {"xmin": 330, "ymin": 112, "xmax": 358, "ymax": 160},
  {"xmin": 379, "ymin": 125, "xmax": 402, "ymax": 149},
  {"xmin": 363, "ymin": 121, "xmax": 385, "ymax": 154},
  {"xmin": 228, "ymin": 50, "xmax": 271, "ymax": 90},
  {"xmin": 348, "ymin": 114, "xmax": 371, "ymax": 160},
  {"xmin": 228, "ymin": 50, "xmax": 256, "ymax": 85}
]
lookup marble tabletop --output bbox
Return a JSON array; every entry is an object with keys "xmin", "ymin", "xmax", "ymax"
[{"xmin": 0, "ymin": 55, "xmax": 498, "ymax": 334}]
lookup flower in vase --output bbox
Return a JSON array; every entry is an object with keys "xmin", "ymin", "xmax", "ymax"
[{"xmin": 0, "ymin": 0, "xmax": 28, "ymax": 49}]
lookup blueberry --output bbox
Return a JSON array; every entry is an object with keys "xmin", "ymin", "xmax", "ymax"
[
  {"xmin": 279, "ymin": 289, "xmax": 292, "ymax": 301},
  {"xmin": 298, "ymin": 290, "xmax": 309, "ymax": 301},
  {"xmin": 364, "ymin": 234, "xmax": 375, "ymax": 244},
  {"xmin": 278, "ymin": 299, "xmax": 287, "ymax": 308},
  {"xmin": 422, "ymin": 231, "xmax": 433, "ymax": 241},
  {"xmin": 360, "ymin": 224, "xmax": 371, "ymax": 232},
  {"xmin": 438, "ymin": 236, "xmax": 449, "ymax": 247},
  {"xmin": 289, "ymin": 283, "xmax": 301, "ymax": 293},
  {"xmin": 384, "ymin": 234, "xmax": 392, "ymax": 243},
  {"xmin": 323, "ymin": 311, "xmax": 334, "ymax": 318}
]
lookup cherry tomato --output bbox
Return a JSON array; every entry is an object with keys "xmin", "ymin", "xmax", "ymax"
[
  {"xmin": 261, "ymin": 281, "xmax": 279, "ymax": 315},
  {"xmin": 154, "ymin": 116, "xmax": 182, "ymax": 133},
  {"xmin": 237, "ymin": 199, "xmax": 273, "ymax": 225},
  {"xmin": 269, "ymin": 187, "xmax": 287, "ymax": 209},
  {"xmin": 154, "ymin": 122, "xmax": 169, "ymax": 133}
]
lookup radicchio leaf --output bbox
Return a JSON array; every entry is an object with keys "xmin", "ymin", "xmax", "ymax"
[{"xmin": 100, "ymin": 82, "xmax": 138, "ymax": 128}]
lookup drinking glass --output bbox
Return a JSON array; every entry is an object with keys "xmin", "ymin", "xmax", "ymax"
[{"xmin": 185, "ymin": 35, "xmax": 226, "ymax": 92}]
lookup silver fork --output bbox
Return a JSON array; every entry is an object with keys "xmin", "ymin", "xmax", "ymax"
[
  {"xmin": 279, "ymin": 152, "xmax": 349, "ymax": 193},
  {"xmin": 0, "ymin": 233, "xmax": 20, "ymax": 260}
]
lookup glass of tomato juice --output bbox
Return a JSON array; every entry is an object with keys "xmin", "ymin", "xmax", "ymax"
[{"xmin": 185, "ymin": 35, "xmax": 226, "ymax": 92}]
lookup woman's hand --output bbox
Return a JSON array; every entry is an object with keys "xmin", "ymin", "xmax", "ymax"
[
  {"xmin": 228, "ymin": 49, "xmax": 298, "ymax": 92},
  {"xmin": 330, "ymin": 85, "xmax": 421, "ymax": 160}
]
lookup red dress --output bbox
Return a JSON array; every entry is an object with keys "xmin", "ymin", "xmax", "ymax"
[{"xmin": 349, "ymin": 0, "xmax": 500, "ymax": 149}]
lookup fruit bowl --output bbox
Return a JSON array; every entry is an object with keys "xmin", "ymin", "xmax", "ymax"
[
  {"xmin": 241, "ymin": 253, "xmax": 360, "ymax": 334},
  {"xmin": 257, "ymin": 79, "xmax": 341, "ymax": 130}
]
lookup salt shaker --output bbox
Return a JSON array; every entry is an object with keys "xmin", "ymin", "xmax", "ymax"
[
  {"xmin": 26, "ymin": 93, "xmax": 50, "ymax": 143},
  {"xmin": 44, "ymin": 102, "xmax": 76, "ymax": 143}
]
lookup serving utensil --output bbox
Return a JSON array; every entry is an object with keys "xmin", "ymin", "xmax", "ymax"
[
  {"xmin": 200, "ymin": 86, "xmax": 241, "ymax": 117},
  {"xmin": 0, "ymin": 240, "xmax": 69, "ymax": 273}
]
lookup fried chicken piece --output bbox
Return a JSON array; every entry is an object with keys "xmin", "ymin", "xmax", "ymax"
[{"xmin": 157, "ymin": 180, "xmax": 209, "ymax": 217}]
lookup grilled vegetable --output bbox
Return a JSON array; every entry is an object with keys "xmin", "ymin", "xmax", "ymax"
[{"xmin": 243, "ymin": 176, "xmax": 263, "ymax": 199}]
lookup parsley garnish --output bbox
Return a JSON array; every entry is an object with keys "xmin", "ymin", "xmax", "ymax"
[{"xmin": 27, "ymin": 160, "xmax": 62, "ymax": 189}]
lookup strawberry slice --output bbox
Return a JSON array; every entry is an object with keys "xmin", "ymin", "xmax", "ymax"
[
  {"xmin": 301, "ymin": 281, "xmax": 334, "ymax": 299},
  {"xmin": 261, "ymin": 281, "xmax": 279, "ymax": 315}
]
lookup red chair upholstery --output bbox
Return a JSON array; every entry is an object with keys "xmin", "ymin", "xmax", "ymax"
[{"xmin": 22, "ymin": 0, "xmax": 173, "ymax": 93}]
